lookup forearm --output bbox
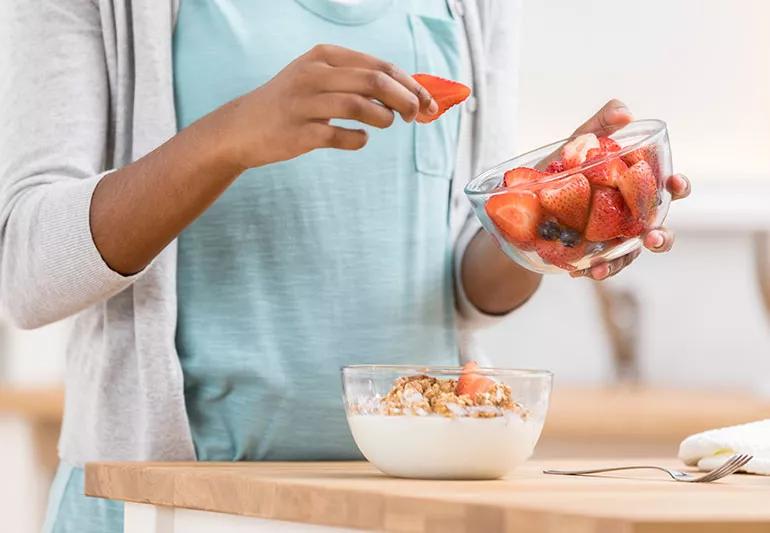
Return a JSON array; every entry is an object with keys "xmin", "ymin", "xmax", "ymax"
[
  {"xmin": 91, "ymin": 104, "xmax": 244, "ymax": 275},
  {"xmin": 460, "ymin": 230, "xmax": 542, "ymax": 315}
]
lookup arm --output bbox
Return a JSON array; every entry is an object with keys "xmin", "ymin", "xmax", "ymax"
[
  {"xmin": 0, "ymin": 1, "xmax": 435, "ymax": 327},
  {"xmin": 461, "ymin": 230, "xmax": 542, "ymax": 315},
  {"xmin": 460, "ymin": 0, "xmax": 540, "ymax": 315},
  {"xmin": 92, "ymin": 46, "xmax": 438, "ymax": 276}
]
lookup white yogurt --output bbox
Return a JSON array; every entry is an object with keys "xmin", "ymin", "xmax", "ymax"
[{"xmin": 347, "ymin": 413, "xmax": 543, "ymax": 479}]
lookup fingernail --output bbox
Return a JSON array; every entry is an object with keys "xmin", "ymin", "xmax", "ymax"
[
  {"xmin": 651, "ymin": 232, "xmax": 664, "ymax": 248},
  {"xmin": 428, "ymin": 100, "xmax": 438, "ymax": 114}
]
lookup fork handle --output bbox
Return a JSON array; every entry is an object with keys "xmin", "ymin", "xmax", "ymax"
[{"xmin": 544, "ymin": 465, "xmax": 672, "ymax": 476}]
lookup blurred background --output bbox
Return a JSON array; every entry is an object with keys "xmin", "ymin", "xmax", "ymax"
[{"xmin": 2, "ymin": 0, "xmax": 769, "ymax": 531}]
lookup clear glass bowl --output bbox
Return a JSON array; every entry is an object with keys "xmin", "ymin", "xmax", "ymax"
[
  {"xmin": 465, "ymin": 119, "xmax": 673, "ymax": 274},
  {"xmin": 341, "ymin": 364, "xmax": 552, "ymax": 479}
]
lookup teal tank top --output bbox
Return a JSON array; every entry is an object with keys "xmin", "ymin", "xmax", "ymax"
[{"xmin": 173, "ymin": 0, "xmax": 463, "ymax": 461}]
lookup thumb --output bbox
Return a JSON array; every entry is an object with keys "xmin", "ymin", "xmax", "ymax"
[{"xmin": 573, "ymin": 99, "xmax": 633, "ymax": 136}]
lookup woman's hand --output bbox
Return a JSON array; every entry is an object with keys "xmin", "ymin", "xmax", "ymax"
[
  {"xmin": 217, "ymin": 44, "xmax": 437, "ymax": 171},
  {"xmin": 92, "ymin": 45, "xmax": 433, "ymax": 275},
  {"xmin": 567, "ymin": 99, "xmax": 692, "ymax": 280}
]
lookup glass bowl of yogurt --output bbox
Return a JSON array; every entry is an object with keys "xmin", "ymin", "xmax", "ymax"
[{"xmin": 341, "ymin": 363, "xmax": 552, "ymax": 480}]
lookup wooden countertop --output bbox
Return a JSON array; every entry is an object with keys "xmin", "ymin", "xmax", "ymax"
[{"xmin": 85, "ymin": 460, "xmax": 770, "ymax": 532}]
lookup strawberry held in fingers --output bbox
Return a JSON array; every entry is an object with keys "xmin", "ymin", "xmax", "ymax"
[
  {"xmin": 617, "ymin": 160, "xmax": 658, "ymax": 223},
  {"xmin": 485, "ymin": 191, "xmax": 542, "ymax": 250},
  {"xmin": 538, "ymin": 173, "xmax": 591, "ymax": 231},
  {"xmin": 412, "ymin": 73, "xmax": 471, "ymax": 124}
]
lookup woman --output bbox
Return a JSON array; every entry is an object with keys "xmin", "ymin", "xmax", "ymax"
[{"xmin": 0, "ymin": 1, "xmax": 690, "ymax": 531}]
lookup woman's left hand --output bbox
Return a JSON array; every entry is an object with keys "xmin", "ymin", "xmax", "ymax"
[{"xmin": 567, "ymin": 99, "xmax": 692, "ymax": 280}]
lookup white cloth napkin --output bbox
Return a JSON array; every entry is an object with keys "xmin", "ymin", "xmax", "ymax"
[{"xmin": 678, "ymin": 419, "xmax": 770, "ymax": 475}]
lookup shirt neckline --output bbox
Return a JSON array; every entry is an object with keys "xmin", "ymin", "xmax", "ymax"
[{"xmin": 294, "ymin": 0, "xmax": 394, "ymax": 25}]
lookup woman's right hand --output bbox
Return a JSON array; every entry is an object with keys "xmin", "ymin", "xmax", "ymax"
[
  {"xmin": 90, "ymin": 45, "xmax": 434, "ymax": 276},
  {"xmin": 215, "ymin": 44, "xmax": 438, "ymax": 171}
]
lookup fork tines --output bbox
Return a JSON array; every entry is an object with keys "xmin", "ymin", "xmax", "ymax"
[{"xmin": 698, "ymin": 453, "xmax": 753, "ymax": 482}]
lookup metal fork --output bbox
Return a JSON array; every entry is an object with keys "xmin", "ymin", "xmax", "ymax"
[{"xmin": 543, "ymin": 453, "xmax": 753, "ymax": 483}]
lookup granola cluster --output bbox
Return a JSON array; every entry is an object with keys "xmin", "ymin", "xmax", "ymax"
[{"xmin": 362, "ymin": 374, "xmax": 527, "ymax": 419}]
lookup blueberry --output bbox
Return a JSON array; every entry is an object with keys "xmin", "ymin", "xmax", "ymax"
[
  {"xmin": 537, "ymin": 220, "xmax": 562, "ymax": 241},
  {"xmin": 585, "ymin": 241, "xmax": 606, "ymax": 255},
  {"xmin": 559, "ymin": 228, "xmax": 581, "ymax": 248}
]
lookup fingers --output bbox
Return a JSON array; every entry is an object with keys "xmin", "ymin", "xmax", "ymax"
[
  {"xmin": 643, "ymin": 227, "xmax": 675, "ymax": 253},
  {"xmin": 316, "ymin": 67, "xmax": 420, "ymax": 122},
  {"xmin": 570, "ymin": 248, "xmax": 641, "ymax": 280},
  {"xmin": 573, "ymin": 99, "xmax": 634, "ymax": 136},
  {"xmin": 311, "ymin": 44, "xmax": 437, "ymax": 120},
  {"xmin": 570, "ymin": 225, "xmax": 676, "ymax": 280},
  {"xmin": 666, "ymin": 173, "xmax": 691, "ymax": 201},
  {"xmin": 307, "ymin": 123, "xmax": 369, "ymax": 150},
  {"xmin": 306, "ymin": 93, "xmax": 395, "ymax": 129}
]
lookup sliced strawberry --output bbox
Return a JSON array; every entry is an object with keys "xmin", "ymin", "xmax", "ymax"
[
  {"xmin": 584, "ymin": 187, "xmax": 628, "ymax": 242},
  {"xmin": 535, "ymin": 239, "xmax": 585, "ymax": 271},
  {"xmin": 617, "ymin": 160, "xmax": 658, "ymax": 223},
  {"xmin": 621, "ymin": 216, "xmax": 646, "ymax": 238},
  {"xmin": 412, "ymin": 73, "xmax": 471, "ymax": 124},
  {"xmin": 456, "ymin": 361, "xmax": 495, "ymax": 397},
  {"xmin": 561, "ymin": 133, "xmax": 600, "ymax": 169},
  {"xmin": 583, "ymin": 153, "xmax": 628, "ymax": 188},
  {"xmin": 545, "ymin": 159, "xmax": 566, "ymax": 174},
  {"xmin": 621, "ymin": 145, "xmax": 660, "ymax": 178},
  {"xmin": 538, "ymin": 173, "xmax": 591, "ymax": 231},
  {"xmin": 598, "ymin": 136, "xmax": 622, "ymax": 152},
  {"xmin": 485, "ymin": 191, "xmax": 542, "ymax": 250},
  {"xmin": 503, "ymin": 166, "xmax": 547, "ymax": 188}
]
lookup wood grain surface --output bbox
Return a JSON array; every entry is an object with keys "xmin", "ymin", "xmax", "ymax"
[{"xmin": 85, "ymin": 459, "xmax": 770, "ymax": 533}]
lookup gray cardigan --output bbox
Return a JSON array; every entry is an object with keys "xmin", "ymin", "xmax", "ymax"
[{"xmin": 0, "ymin": 0, "xmax": 521, "ymax": 465}]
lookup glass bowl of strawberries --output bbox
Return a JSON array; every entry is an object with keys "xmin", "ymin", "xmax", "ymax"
[{"xmin": 465, "ymin": 119, "xmax": 672, "ymax": 273}]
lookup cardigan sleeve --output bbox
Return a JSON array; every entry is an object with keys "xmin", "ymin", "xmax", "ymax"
[
  {"xmin": 452, "ymin": 0, "xmax": 526, "ymax": 329},
  {"xmin": 0, "ymin": 0, "xmax": 141, "ymax": 329}
]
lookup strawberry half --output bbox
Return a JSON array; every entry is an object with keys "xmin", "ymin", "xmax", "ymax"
[
  {"xmin": 561, "ymin": 133, "xmax": 600, "ymax": 169},
  {"xmin": 503, "ymin": 167, "xmax": 547, "ymax": 189},
  {"xmin": 535, "ymin": 239, "xmax": 586, "ymax": 271},
  {"xmin": 456, "ymin": 361, "xmax": 495, "ymax": 397},
  {"xmin": 621, "ymin": 145, "xmax": 660, "ymax": 178},
  {"xmin": 584, "ymin": 187, "xmax": 628, "ymax": 242},
  {"xmin": 598, "ymin": 136, "xmax": 622, "ymax": 152},
  {"xmin": 621, "ymin": 216, "xmax": 646, "ymax": 238},
  {"xmin": 617, "ymin": 160, "xmax": 658, "ymax": 223},
  {"xmin": 538, "ymin": 173, "xmax": 591, "ymax": 231},
  {"xmin": 412, "ymin": 73, "xmax": 471, "ymax": 124},
  {"xmin": 485, "ymin": 191, "xmax": 542, "ymax": 251},
  {"xmin": 583, "ymin": 152, "xmax": 628, "ymax": 188},
  {"xmin": 545, "ymin": 159, "xmax": 566, "ymax": 174}
]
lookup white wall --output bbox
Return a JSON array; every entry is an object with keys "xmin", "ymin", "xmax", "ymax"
[{"xmin": 514, "ymin": 0, "xmax": 770, "ymax": 182}]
